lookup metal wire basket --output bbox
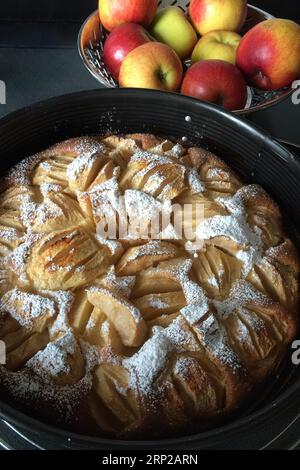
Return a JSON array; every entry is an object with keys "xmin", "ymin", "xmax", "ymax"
[{"xmin": 78, "ymin": 2, "xmax": 294, "ymax": 115}]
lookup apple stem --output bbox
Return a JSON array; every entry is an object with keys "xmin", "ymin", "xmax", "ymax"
[{"xmin": 157, "ymin": 68, "xmax": 167, "ymax": 83}]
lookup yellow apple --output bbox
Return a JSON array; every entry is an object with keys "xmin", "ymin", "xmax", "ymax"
[
  {"xmin": 150, "ymin": 7, "xmax": 198, "ymax": 60},
  {"xmin": 119, "ymin": 42, "xmax": 183, "ymax": 92},
  {"xmin": 189, "ymin": 0, "xmax": 247, "ymax": 36},
  {"xmin": 192, "ymin": 30, "xmax": 241, "ymax": 65}
]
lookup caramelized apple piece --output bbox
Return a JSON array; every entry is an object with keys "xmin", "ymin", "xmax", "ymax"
[
  {"xmin": 87, "ymin": 288, "xmax": 147, "ymax": 347},
  {"xmin": 116, "ymin": 241, "xmax": 179, "ymax": 276},
  {"xmin": 134, "ymin": 292, "xmax": 186, "ymax": 320}
]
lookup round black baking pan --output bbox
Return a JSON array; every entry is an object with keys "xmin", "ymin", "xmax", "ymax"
[{"xmin": 0, "ymin": 89, "xmax": 300, "ymax": 450}]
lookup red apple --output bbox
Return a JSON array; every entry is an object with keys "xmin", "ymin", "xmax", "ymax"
[
  {"xmin": 119, "ymin": 42, "xmax": 183, "ymax": 92},
  {"xmin": 103, "ymin": 23, "xmax": 152, "ymax": 80},
  {"xmin": 189, "ymin": 0, "xmax": 247, "ymax": 36},
  {"xmin": 181, "ymin": 60, "xmax": 247, "ymax": 111},
  {"xmin": 99, "ymin": 0, "xmax": 158, "ymax": 32},
  {"xmin": 237, "ymin": 19, "xmax": 300, "ymax": 91}
]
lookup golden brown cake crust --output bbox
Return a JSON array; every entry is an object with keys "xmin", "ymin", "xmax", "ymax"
[{"xmin": 0, "ymin": 133, "xmax": 299, "ymax": 438}]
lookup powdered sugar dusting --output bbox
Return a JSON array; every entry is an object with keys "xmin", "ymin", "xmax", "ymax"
[
  {"xmin": 124, "ymin": 190, "xmax": 161, "ymax": 223},
  {"xmin": 40, "ymin": 183, "xmax": 62, "ymax": 196},
  {"xmin": 4, "ymin": 153, "xmax": 43, "ymax": 186},
  {"xmin": 196, "ymin": 315, "xmax": 242, "ymax": 371},
  {"xmin": 127, "ymin": 240, "xmax": 177, "ymax": 262},
  {"xmin": 0, "ymin": 288, "xmax": 56, "ymax": 328},
  {"xmin": 196, "ymin": 188, "xmax": 263, "ymax": 275},
  {"xmin": 186, "ymin": 168, "xmax": 205, "ymax": 194},
  {"xmin": 125, "ymin": 327, "xmax": 173, "ymax": 394},
  {"xmin": 96, "ymin": 236, "xmax": 123, "ymax": 257},
  {"xmin": 0, "ymin": 133, "xmax": 294, "ymax": 435},
  {"xmin": 0, "ymin": 339, "xmax": 100, "ymax": 422},
  {"xmin": 197, "ymin": 214, "xmax": 260, "ymax": 246},
  {"xmin": 88, "ymin": 286, "xmax": 142, "ymax": 324},
  {"xmin": 20, "ymin": 195, "xmax": 38, "ymax": 230},
  {"xmin": 46, "ymin": 290, "xmax": 74, "ymax": 337},
  {"xmin": 75, "ymin": 139, "xmax": 105, "ymax": 160},
  {"xmin": 67, "ymin": 153, "xmax": 97, "ymax": 182},
  {"xmin": 131, "ymin": 151, "xmax": 174, "ymax": 166},
  {"xmin": 27, "ymin": 329, "xmax": 77, "ymax": 379},
  {"xmin": 124, "ymin": 316, "xmax": 201, "ymax": 396},
  {"xmin": 149, "ymin": 297, "xmax": 169, "ymax": 309},
  {"xmin": 97, "ymin": 266, "xmax": 136, "ymax": 299},
  {"xmin": 8, "ymin": 235, "xmax": 38, "ymax": 283},
  {"xmin": 212, "ymin": 281, "xmax": 268, "ymax": 320}
]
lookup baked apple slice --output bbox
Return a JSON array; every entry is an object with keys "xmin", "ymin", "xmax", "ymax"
[
  {"xmin": 116, "ymin": 241, "xmax": 179, "ymax": 276},
  {"xmin": 87, "ymin": 287, "xmax": 147, "ymax": 347}
]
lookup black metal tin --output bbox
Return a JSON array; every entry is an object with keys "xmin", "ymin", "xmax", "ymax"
[{"xmin": 0, "ymin": 89, "xmax": 299, "ymax": 450}]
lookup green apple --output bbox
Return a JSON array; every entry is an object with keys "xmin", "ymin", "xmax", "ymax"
[
  {"xmin": 150, "ymin": 7, "xmax": 198, "ymax": 60},
  {"xmin": 192, "ymin": 30, "xmax": 241, "ymax": 65}
]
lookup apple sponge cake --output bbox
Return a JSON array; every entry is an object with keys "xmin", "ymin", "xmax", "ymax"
[{"xmin": 0, "ymin": 133, "xmax": 298, "ymax": 438}]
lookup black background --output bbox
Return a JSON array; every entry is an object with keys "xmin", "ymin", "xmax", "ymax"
[{"xmin": 0, "ymin": 1, "xmax": 299, "ymax": 23}]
